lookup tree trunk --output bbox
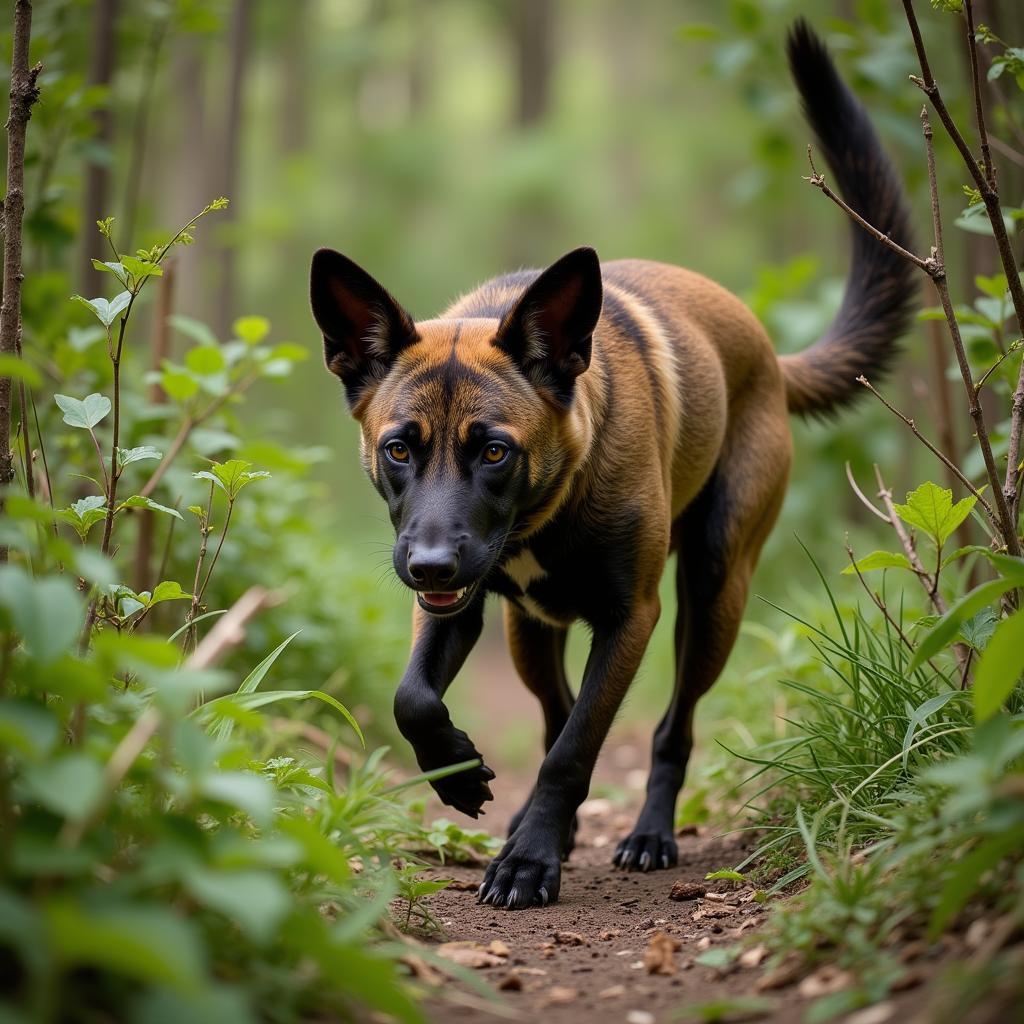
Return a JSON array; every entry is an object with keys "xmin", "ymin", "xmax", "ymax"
[
  {"xmin": 79, "ymin": 0, "xmax": 119, "ymax": 295},
  {"xmin": 214, "ymin": 0, "xmax": 253, "ymax": 341},
  {"xmin": 513, "ymin": 0, "xmax": 554, "ymax": 127},
  {"xmin": 279, "ymin": 0, "xmax": 309, "ymax": 154},
  {"xmin": 0, "ymin": 0, "xmax": 41, "ymax": 562}
]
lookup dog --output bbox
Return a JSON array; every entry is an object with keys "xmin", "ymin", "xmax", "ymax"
[{"xmin": 309, "ymin": 21, "xmax": 913, "ymax": 909}]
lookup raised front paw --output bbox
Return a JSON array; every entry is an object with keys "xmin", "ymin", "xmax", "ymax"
[
  {"xmin": 477, "ymin": 827, "xmax": 562, "ymax": 909},
  {"xmin": 419, "ymin": 726, "xmax": 496, "ymax": 818},
  {"xmin": 612, "ymin": 829, "xmax": 678, "ymax": 872}
]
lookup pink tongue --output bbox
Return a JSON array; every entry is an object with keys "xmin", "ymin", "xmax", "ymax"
[{"xmin": 423, "ymin": 592, "xmax": 459, "ymax": 607}]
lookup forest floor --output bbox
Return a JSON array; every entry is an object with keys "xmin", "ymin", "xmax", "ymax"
[{"xmin": 390, "ymin": 638, "xmax": 967, "ymax": 1024}]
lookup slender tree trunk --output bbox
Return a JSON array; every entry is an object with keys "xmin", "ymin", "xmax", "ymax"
[
  {"xmin": 279, "ymin": 0, "xmax": 309, "ymax": 154},
  {"xmin": 79, "ymin": 0, "xmax": 118, "ymax": 295},
  {"xmin": 214, "ymin": 0, "xmax": 253, "ymax": 341},
  {"xmin": 0, "ymin": 0, "xmax": 41, "ymax": 564},
  {"xmin": 512, "ymin": 0, "xmax": 554, "ymax": 127}
]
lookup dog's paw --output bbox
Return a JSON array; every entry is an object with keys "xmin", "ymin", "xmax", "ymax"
[
  {"xmin": 509, "ymin": 800, "xmax": 577, "ymax": 860},
  {"xmin": 422, "ymin": 726, "xmax": 495, "ymax": 818},
  {"xmin": 477, "ymin": 828, "xmax": 562, "ymax": 909},
  {"xmin": 612, "ymin": 830, "xmax": 678, "ymax": 872}
]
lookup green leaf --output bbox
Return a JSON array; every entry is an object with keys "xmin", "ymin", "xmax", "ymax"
[
  {"xmin": 117, "ymin": 495, "xmax": 183, "ymax": 519},
  {"xmin": 233, "ymin": 315, "xmax": 270, "ymax": 344},
  {"xmin": 118, "ymin": 445, "xmax": 162, "ymax": 467},
  {"xmin": 54, "ymin": 392, "xmax": 111, "ymax": 429},
  {"xmin": 958, "ymin": 608, "xmax": 998, "ymax": 651},
  {"xmin": 185, "ymin": 346, "xmax": 226, "ymax": 375},
  {"xmin": 0, "ymin": 699, "xmax": 60, "ymax": 759},
  {"xmin": 151, "ymin": 581, "xmax": 192, "ymax": 605},
  {"xmin": 161, "ymin": 367, "xmax": 200, "ymax": 402},
  {"xmin": 182, "ymin": 867, "xmax": 290, "ymax": 944},
  {"xmin": 0, "ymin": 354, "xmax": 42, "ymax": 388},
  {"xmin": 901, "ymin": 691, "xmax": 960, "ymax": 770},
  {"xmin": 198, "ymin": 689, "xmax": 364, "ymax": 747},
  {"xmin": 199, "ymin": 771, "xmax": 275, "ymax": 825},
  {"xmin": 267, "ymin": 342, "xmax": 309, "ymax": 362},
  {"xmin": 120, "ymin": 254, "xmax": 163, "ymax": 281},
  {"xmin": 45, "ymin": 901, "xmax": 204, "ymax": 992},
  {"xmin": 194, "ymin": 460, "xmax": 270, "ymax": 500},
  {"xmin": 71, "ymin": 290, "xmax": 131, "ymax": 327},
  {"xmin": 169, "ymin": 314, "xmax": 218, "ymax": 346},
  {"xmin": 0, "ymin": 567, "xmax": 83, "ymax": 663},
  {"xmin": 893, "ymin": 482, "xmax": 976, "ymax": 547},
  {"xmin": 91, "ymin": 259, "xmax": 128, "ymax": 284},
  {"xmin": 694, "ymin": 947, "xmax": 740, "ymax": 968},
  {"xmin": 704, "ymin": 869, "xmax": 745, "ymax": 883},
  {"xmin": 841, "ymin": 550, "xmax": 913, "ymax": 575},
  {"xmin": 22, "ymin": 754, "xmax": 104, "ymax": 821},
  {"xmin": 908, "ymin": 576, "xmax": 1022, "ymax": 672},
  {"xmin": 973, "ymin": 609, "xmax": 1024, "ymax": 722}
]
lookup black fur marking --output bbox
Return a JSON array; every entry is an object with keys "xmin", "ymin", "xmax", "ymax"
[{"xmin": 784, "ymin": 21, "xmax": 917, "ymax": 416}]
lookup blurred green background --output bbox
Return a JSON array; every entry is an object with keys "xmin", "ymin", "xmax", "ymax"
[{"xmin": 9, "ymin": 0, "xmax": 1023, "ymax": 791}]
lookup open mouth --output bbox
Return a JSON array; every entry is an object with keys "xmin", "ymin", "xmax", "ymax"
[{"xmin": 416, "ymin": 582, "xmax": 479, "ymax": 616}]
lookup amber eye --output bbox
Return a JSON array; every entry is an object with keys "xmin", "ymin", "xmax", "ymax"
[
  {"xmin": 384, "ymin": 440, "xmax": 410, "ymax": 464},
  {"xmin": 482, "ymin": 442, "xmax": 509, "ymax": 465}
]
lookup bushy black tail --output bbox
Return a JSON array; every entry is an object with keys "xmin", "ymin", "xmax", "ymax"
[{"xmin": 779, "ymin": 20, "xmax": 916, "ymax": 417}]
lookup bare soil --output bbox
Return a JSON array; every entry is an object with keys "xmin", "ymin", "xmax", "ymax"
[{"xmin": 390, "ymin": 635, "xmax": 964, "ymax": 1024}]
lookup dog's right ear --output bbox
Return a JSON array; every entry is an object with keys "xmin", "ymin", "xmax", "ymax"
[{"xmin": 310, "ymin": 248, "xmax": 418, "ymax": 412}]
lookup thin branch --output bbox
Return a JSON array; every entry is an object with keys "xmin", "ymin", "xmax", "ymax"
[
  {"xmin": 845, "ymin": 461, "xmax": 890, "ymax": 522},
  {"xmin": 857, "ymin": 375, "xmax": 997, "ymax": 530},
  {"xmin": 963, "ymin": 0, "xmax": 994, "ymax": 188},
  {"xmin": 844, "ymin": 539, "xmax": 917, "ymax": 652},
  {"xmin": 804, "ymin": 147, "xmax": 936, "ymax": 274}
]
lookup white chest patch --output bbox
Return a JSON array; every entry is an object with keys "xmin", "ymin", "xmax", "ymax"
[{"xmin": 502, "ymin": 548, "xmax": 547, "ymax": 591}]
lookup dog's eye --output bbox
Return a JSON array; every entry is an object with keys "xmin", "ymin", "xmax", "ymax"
[
  {"xmin": 482, "ymin": 442, "xmax": 509, "ymax": 465},
  {"xmin": 384, "ymin": 440, "xmax": 410, "ymax": 464}
]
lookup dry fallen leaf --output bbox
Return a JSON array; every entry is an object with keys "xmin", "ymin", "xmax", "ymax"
[
  {"xmin": 846, "ymin": 1001, "xmax": 896, "ymax": 1024},
  {"xmin": 599, "ymin": 985, "xmax": 626, "ymax": 999},
  {"xmin": 553, "ymin": 930, "xmax": 587, "ymax": 946},
  {"xmin": 599, "ymin": 928, "xmax": 621, "ymax": 941},
  {"xmin": 437, "ymin": 942, "xmax": 505, "ymax": 970},
  {"xmin": 756, "ymin": 954, "xmax": 803, "ymax": 991},
  {"xmin": 487, "ymin": 939, "xmax": 510, "ymax": 957},
  {"xmin": 444, "ymin": 878, "xmax": 482, "ymax": 892},
  {"xmin": 798, "ymin": 965, "xmax": 854, "ymax": 998},
  {"xmin": 547, "ymin": 986, "xmax": 578, "ymax": 1004},
  {"xmin": 669, "ymin": 880, "xmax": 707, "ymax": 902},
  {"xmin": 643, "ymin": 930, "xmax": 682, "ymax": 976},
  {"xmin": 399, "ymin": 954, "xmax": 444, "ymax": 986}
]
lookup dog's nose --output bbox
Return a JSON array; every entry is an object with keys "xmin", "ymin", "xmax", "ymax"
[{"xmin": 407, "ymin": 546, "xmax": 459, "ymax": 590}]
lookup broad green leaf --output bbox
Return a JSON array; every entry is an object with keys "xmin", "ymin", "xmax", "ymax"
[
  {"xmin": 118, "ymin": 495, "xmax": 183, "ymax": 519},
  {"xmin": 91, "ymin": 259, "xmax": 128, "ymax": 285},
  {"xmin": 194, "ymin": 460, "xmax": 270, "ymax": 500},
  {"xmin": 958, "ymin": 608, "xmax": 998, "ymax": 652},
  {"xmin": 893, "ymin": 482, "xmax": 976, "ymax": 547},
  {"xmin": 0, "ymin": 354, "xmax": 42, "ymax": 388},
  {"xmin": 908, "ymin": 576, "xmax": 1022, "ymax": 672},
  {"xmin": 901, "ymin": 691, "xmax": 960, "ymax": 770},
  {"xmin": 0, "ymin": 699, "xmax": 60, "ymax": 759},
  {"xmin": 54, "ymin": 392, "xmax": 111, "ymax": 429},
  {"xmin": 161, "ymin": 367, "xmax": 199, "ymax": 402},
  {"xmin": 973, "ymin": 609, "xmax": 1024, "ymax": 722},
  {"xmin": 267, "ymin": 342, "xmax": 308, "ymax": 362},
  {"xmin": 71, "ymin": 290, "xmax": 131, "ymax": 328},
  {"xmin": 0, "ymin": 567, "xmax": 83, "ymax": 663},
  {"xmin": 151, "ymin": 580, "xmax": 192, "ymax": 605},
  {"xmin": 118, "ymin": 445, "xmax": 162, "ymax": 467},
  {"xmin": 182, "ymin": 867, "xmax": 290, "ymax": 944},
  {"xmin": 185, "ymin": 346, "xmax": 226, "ymax": 375},
  {"xmin": 233, "ymin": 315, "xmax": 270, "ymax": 344},
  {"xmin": 22, "ymin": 754, "xmax": 104, "ymax": 821},
  {"xmin": 45, "ymin": 901, "xmax": 204, "ymax": 991},
  {"xmin": 120, "ymin": 254, "xmax": 163, "ymax": 281},
  {"xmin": 704, "ymin": 869, "xmax": 745, "ymax": 883},
  {"xmin": 199, "ymin": 771, "xmax": 275, "ymax": 825},
  {"xmin": 841, "ymin": 550, "xmax": 912, "ymax": 575}
]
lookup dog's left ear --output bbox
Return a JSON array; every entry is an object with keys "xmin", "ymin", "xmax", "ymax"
[
  {"xmin": 494, "ymin": 247, "xmax": 602, "ymax": 406},
  {"xmin": 310, "ymin": 247, "xmax": 418, "ymax": 412}
]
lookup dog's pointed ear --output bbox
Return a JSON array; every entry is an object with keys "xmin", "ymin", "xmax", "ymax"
[
  {"xmin": 310, "ymin": 247, "xmax": 418, "ymax": 411},
  {"xmin": 494, "ymin": 247, "xmax": 602, "ymax": 405}
]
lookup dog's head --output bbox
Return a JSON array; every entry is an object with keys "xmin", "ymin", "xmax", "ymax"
[{"xmin": 310, "ymin": 247, "xmax": 602, "ymax": 617}]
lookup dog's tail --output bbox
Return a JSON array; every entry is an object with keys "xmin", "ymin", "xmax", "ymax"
[{"xmin": 778, "ymin": 20, "xmax": 916, "ymax": 418}]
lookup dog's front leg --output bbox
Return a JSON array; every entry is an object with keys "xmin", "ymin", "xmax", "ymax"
[
  {"xmin": 393, "ymin": 601, "xmax": 495, "ymax": 817},
  {"xmin": 479, "ymin": 595, "xmax": 661, "ymax": 908}
]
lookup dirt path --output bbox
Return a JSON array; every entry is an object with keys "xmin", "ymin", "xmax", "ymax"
[{"xmin": 402, "ymin": 636, "xmax": 951, "ymax": 1024}]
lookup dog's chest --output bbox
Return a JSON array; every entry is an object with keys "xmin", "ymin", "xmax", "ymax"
[{"xmin": 494, "ymin": 548, "xmax": 566, "ymax": 626}]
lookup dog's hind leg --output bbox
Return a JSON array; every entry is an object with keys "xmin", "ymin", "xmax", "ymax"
[
  {"xmin": 504, "ymin": 603, "xmax": 578, "ymax": 856},
  {"xmin": 614, "ymin": 397, "xmax": 791, "ymax": 871}
]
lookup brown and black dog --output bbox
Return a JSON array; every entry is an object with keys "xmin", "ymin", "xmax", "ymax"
[{"xmin": 309, "ymin": 23, "xmax": 914, "ymax": 909}]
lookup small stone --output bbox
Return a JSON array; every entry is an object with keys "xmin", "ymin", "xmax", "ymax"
[
  {"xmin": 553, "ymin": 930, "xmax": 587, "ymax": 946},
  {"xmin": 488, "ymin": 939, "xmax": 510, "ymax": 957},
  {"xmin": 497, "ymin": 973, "xmax": 522, "ymax": 991},
  {"xmin": 669, "ymin": 880, "xmax": 707, "ymax": 902},
  {"xmin": 627, "ymin": 1012, "xmax": 655, "ymax": 1024},
  {"xmin": 547, "ymin": 986, "xmax": 578, "ymax": 1004},
  {"xmin": 798, "ymin": 965, "xmax": 853, "ymax": 998},
  {"xmin": 599, "ymin": 928, "xmax": 620, "ymax": 941}
]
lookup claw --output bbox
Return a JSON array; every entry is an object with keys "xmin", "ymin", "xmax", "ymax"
[
  {"xmin": 506, "ymin": 887, "xmax": 519, "ymax": 909},
  {"xmin": 619, "ymin": 848, "xmax": 635, "ymax": 869},
  {"xmin": 477, "ymin": 882, "xmax": 487, "ymax": 903},
  {"xmin": 661, "ymin": 853, "xmax": 669, "ymax": 869},
  {"xmin": 639, "ymin": 851, "xmax": 651, "ymax": 872},
  {"xmin": 486, "ymin": 887, "xmax": 502, "ymax": 906},
  {"xmin": 539, "ymin": 886, "xmax": 549, "ymax": 907},
  {"xmin": 481, "ymin": 766, "xmax": 496, "ymax": 781}
]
